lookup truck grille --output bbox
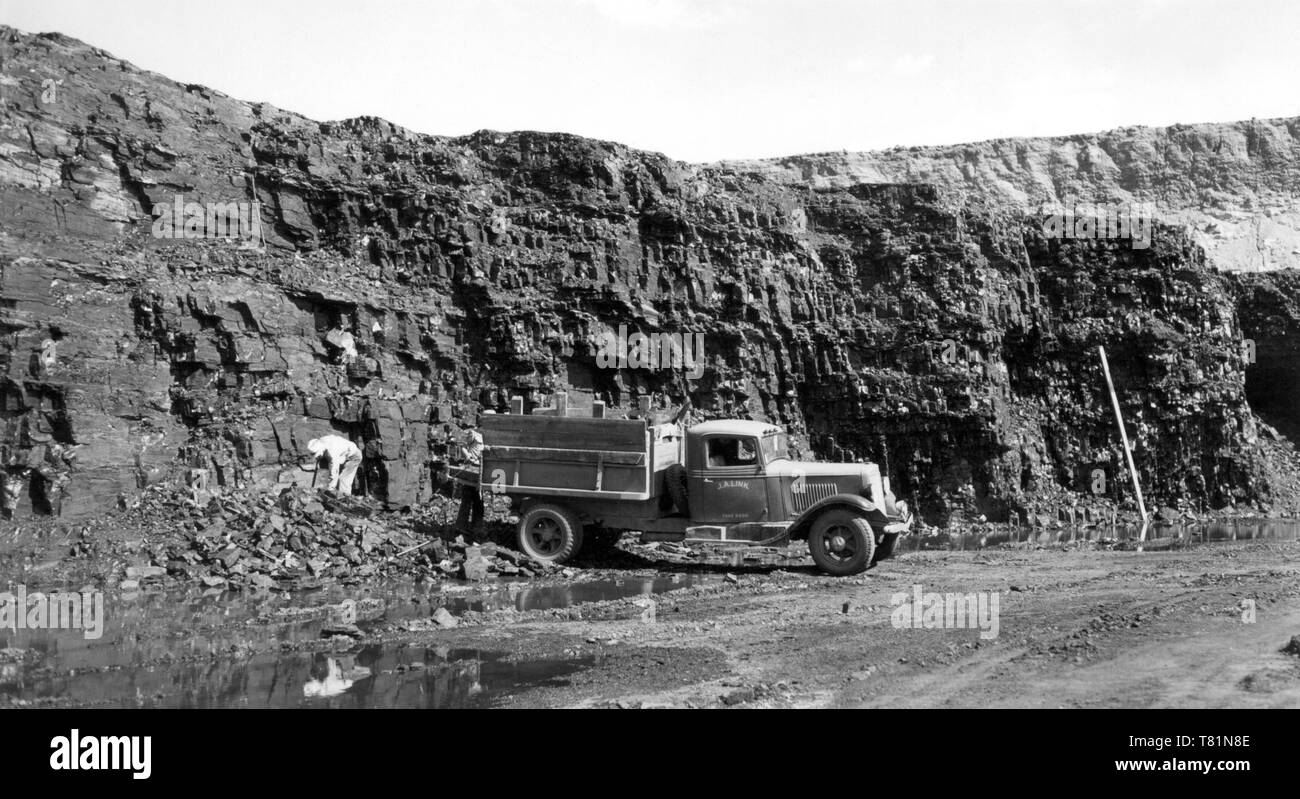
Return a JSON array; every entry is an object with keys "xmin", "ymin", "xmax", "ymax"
[{"xmin": 791, "ymin": 482, "xmax": 837, "ymax": 513}]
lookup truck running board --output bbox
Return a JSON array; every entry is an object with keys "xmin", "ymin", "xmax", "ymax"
[
  {"xmin": 684, "ymin": 525, "xmax": 727, "ymax": 541},
  {"xmin": 684, "ymin": 522, "xmax": 790, "ymax": 544}
]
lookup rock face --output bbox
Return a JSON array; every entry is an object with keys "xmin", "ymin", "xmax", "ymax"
[
  {"xmin": 1, "ymin": 26, "xmax": 1298, "ymax": 525},
  {"xmin": 1232, "ymin": 269, "xmax": 1300, "ymax": 443},
  {"xmin": 721, "ymin": 117, "xmax": 1300, "ymax": 274}
]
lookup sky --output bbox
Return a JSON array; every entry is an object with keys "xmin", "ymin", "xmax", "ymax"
[{"xmin": 2, "ymin": 0, "xmax": 1297, "ymax": 162}]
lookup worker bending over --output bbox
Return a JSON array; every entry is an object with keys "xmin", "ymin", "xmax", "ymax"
[{"xmin": 307, "ymin": 435, "xmax": 363, "ymax": 495}]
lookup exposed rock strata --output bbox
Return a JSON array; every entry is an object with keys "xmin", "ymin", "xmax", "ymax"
[{"xmin": 1, "ymin": 27, "xmax": 1297, "ymax": 525}]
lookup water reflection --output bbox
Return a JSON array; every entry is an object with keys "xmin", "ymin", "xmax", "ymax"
[
  {"xmin": 1, "ymin": 635, "xmax": 595, "ymax": 708},
  {"xmin": 0, "ymin": 575, "xmax": 694, "ymax": 708},
  {"xmin": 303, "ymin": 655, "xmax": 371, "ymax": 698},
  {"xmin": 444, "ymin": 574, "xmax": 697, "ymax": 613}
]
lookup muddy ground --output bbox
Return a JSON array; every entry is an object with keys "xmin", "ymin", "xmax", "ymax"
[{"xmin": 4, "ymin": 523, "xmax": 1300, "ymax": 709}]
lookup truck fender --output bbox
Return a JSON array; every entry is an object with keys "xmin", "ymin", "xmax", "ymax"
[{"xmin": 788, "ymin": 493, "xmax": 889, "ymax": 540}]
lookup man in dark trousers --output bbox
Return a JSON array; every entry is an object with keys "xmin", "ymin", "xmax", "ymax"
[{"xmin": 453, "ymin": 416, "xmax": 486, "ymax": 539}]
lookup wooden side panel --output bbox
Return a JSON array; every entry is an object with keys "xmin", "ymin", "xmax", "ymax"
[
  {"xmin": 480, "ymin": 414, "xmax": 646, "ymax": 451},
  {"xmin": 480, "ymin": 414, "xmax": 652, "ymax": 499}
]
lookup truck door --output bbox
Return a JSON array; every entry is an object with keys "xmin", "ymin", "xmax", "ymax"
[{"xmin": 690, "ymin": 435, "xmax": 768, "ymax": 524}]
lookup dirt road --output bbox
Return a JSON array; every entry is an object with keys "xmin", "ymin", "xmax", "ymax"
[
  {"xmin": 5, "ymin": 535, "xmax": 1299, "ymax": 709},
  {"xmin": 465, "ymin": 540, "xmax": 1300, "ymax": 708}
]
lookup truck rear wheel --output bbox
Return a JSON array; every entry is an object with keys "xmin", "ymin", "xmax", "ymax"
[
  {"xmin": 808, "ymin": 509, "xmax": 876, "ymax": 576},
  {"xmin": 518, "ymin": 503, "xmax": 584, "ymax": 564}
]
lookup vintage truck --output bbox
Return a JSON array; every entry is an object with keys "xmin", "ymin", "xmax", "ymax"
[{"xmin": 476, "ymin": 402, "xmax": 912, "ymax": 576}]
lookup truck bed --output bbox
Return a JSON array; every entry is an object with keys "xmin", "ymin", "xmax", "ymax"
[{"xmin": 479, "ymin": 414, "xmax": 681, "ymax": 501}]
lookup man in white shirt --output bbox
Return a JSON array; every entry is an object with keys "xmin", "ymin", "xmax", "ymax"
[
  {"xmin": 454, "ymin": 417, "xmax": 488, "ymax": 537},
  {"xmin": 461, "ymin": 427, "xmax": 484, "ymax": 468},
  {"xmin": 307, "ymin": 435, "xmax": 363, "ymax": 495}
]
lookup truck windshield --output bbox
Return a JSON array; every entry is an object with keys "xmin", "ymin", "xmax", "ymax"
[{"xmin": 761, "ymin": 433, "xmax": 789, "ymax": 463}]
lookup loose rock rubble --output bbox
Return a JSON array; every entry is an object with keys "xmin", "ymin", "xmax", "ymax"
[{"xmin": 59, "ymin": 478, "xmax": 566, "ymax": 591}]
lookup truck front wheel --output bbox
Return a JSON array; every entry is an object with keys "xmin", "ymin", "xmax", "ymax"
[
  {"xmin": 518, "ymin": 503, "xmax": 585, "ymax": 564},
  {"xmin": 808, "ymin": 509, "xmax": 876, "ymax": 576}
]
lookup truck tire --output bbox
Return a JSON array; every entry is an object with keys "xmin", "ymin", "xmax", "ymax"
[
  {"xmin": 664, "ymin": 463, "xmax": 690, "ymax": 516},
  {"xmin": 518, "ymin": 503, "xmax": 584, "ymax": 564},
  {"xmin": 872, "ymin": 532, "xmax": 901, "ymax": 564},
  {"xmin": 808, "ymin": 509, "xmax": 876, "ymax": 576}
]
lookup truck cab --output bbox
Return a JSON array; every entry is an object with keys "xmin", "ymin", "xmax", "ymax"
[
  {"xmin": 685, "ymin": 421, "xmax": 894, "ymax": 522},
  {"xmin": 672, "ymin": 420, "xmax": 910, "ymax": 573}
]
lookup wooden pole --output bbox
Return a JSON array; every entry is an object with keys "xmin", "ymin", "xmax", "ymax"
[{"xmin": 1098, "ymin": 346, "xmax": 1149, "ymax": 537}]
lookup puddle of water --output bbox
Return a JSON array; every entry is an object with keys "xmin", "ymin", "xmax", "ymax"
[
  {"xmin": 2, "ymin": 641, "xmax": 596, "ymax": 708},
  {"xmin": 902, "ymin": 518, "xmax": 1300, "ymax": 552},
  {"xmin": 0, "ymin": 573, "xmax": 706, "ymax": 708},
  {"xmin": 442, "ymin": 573, "xmax": 700, "ymax": 614}
]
